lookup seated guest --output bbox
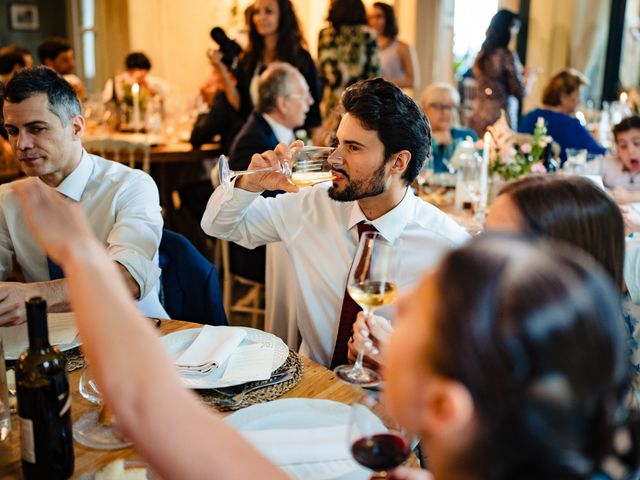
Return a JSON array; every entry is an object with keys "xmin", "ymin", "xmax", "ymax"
[
  {"xmin": 420, "ymin": 82, "xmax": 477, "ymax": 173},
  {"xmin": 201, "ymin": 78, "xmax": 469, "ymax": 366},
  {"xmin": 106, "ymin": 52, "xmax": 169, "ymax": 108},
  {"xmin": 0, "ymin": 51, "xmax": 27, "ymax": 85},
  {"xmin": 37, "ymin": 37, "xmax": 87, "ymax": 101},
  {"xmin": 190, "ymin": 66, "xmax": 242, "ymax": 151},
  {"xmin": 0, "ymin": 66, "xmax": 166, "ymax": 325},
  {"xmin": 11, "ymin": 181, "xmax": 639, "ymax": 479},
  {"xmin": 519, "ymin": 68, "xmax": 605, "ymax": 164},
  {"xmin": 604, "ymin": 116, "xmax": 640, "ymax": 203},
  {"xmin": 0, "ymin": 45, "xmax": 33, "ymax": 69}
]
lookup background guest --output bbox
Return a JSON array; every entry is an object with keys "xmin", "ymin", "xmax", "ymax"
[
  {"xmin": 368, "ymin": 2, "xmax": 419, "ymax": 91},
  {"xmin": 519, "ymin": 68, "xmax": 605, "ymax": 164},
  {"xmin": 37, "ymin": 37, "xmax": 87, "ymax": 101},
  {"xmin": 420, "ymin": 82, "xmax": 477, "ymax": 173},
  {"xmin": 0, "ymin": 51, "xmax": 28, "ymax": 85},
  {"xmin": 106, "ymin": 52, "xmax": 170, "ymax": 108},
  {"xmin": 469, "ymin": 9, "xmax": 525, "ymax": 136},
  {"xmin": 0, "ymin": 45, "xmax": 33, "ymax": 70},
  {"xmin": 190, "ymin": 66, "xmax": 243, "ymax": 151},
  {"xmin": 317, "ymin": 0, "xmax": 381, "ymax": 119},
  {"xmin": 209, "ymin": 0, "xmax": 322, "ymax": 135}
]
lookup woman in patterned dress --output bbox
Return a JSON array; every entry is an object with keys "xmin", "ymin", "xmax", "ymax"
[
  {"xmin": 470, "ymin": 9, "xmax": 525, "ymax": 136},
  {"xmin": 317, "ymin": 0, "xmax": 381, "ymax": 120}
]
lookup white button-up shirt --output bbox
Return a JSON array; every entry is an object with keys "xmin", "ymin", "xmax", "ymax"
[
  {"xmin": 202, "ymin": 184, "xmax": 469, "ymax": 365},
  {"xmin": 0, "ymin": 150, "xmax": 167, "ymax": 317}
]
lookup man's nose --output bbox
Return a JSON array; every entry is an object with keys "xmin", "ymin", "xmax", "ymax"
[
  {"xmin": 15, "ymin": 131, "xmax": 33, "ymax": 150},
  {"xmin": 328, "ymin": 146, "xmax": 345, "ymax": 166}
]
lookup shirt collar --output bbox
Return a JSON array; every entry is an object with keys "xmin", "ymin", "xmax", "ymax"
[
  {"xmin": 346, "ymin": 188, "xmax": 417, "ymax": 244},
  {"xmin": 262, "ymin": 113, "xmax": 295, "ymax": 145},
  {"xmin": 56, "ymin": 150, "xmax": 92, "ymax": 201}
]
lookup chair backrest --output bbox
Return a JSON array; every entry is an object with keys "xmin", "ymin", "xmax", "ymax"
[
  {"xmin": 461, "ymin": 77, "xmax": 478, "ymax": 107},
  {"xmin": 159, "ymin": 229, "xmax": 227, "ymax": 326},
  {"xmin": 83, "ymin": 139, "xmax": 151, "ymax": 173}
]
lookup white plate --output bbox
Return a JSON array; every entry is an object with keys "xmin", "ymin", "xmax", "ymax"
[
  {"xmin": 162, "ymin": 327, "xmax": 288, "ymax": 389},
  {"xmin": 226, "ymin": 398, "xmax": 381, "ymax": 480}
]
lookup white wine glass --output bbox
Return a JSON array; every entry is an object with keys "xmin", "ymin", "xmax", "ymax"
[
  {"xmin": 73, "ymin": 366, "xmax": 132, "ymax": 450},
  {"xmin": 217, "ymin": 146, "xmax": 335, "ymax": 192},
  {"xmin": 334, "ymin": 232, "xmax": 399, "ymax": 386},
  {"xmin": 349, "ymin": 390, "xmax": 414, "ymax": 479}
]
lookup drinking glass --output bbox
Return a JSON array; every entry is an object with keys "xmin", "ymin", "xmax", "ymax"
[
  {"xmin": 72, "ymin": 366, "xmax": 132, "ymax": 450},
  {"xmin": 334, "ymin": 232, "xmax": 399, "ymax": 386},
  {"xmin": 0, "ymin": 339, "xmax": 10, "ymax": 442},
  {"xmin": 217, "ymin": 146, "xmax": 335, "ymax": 192},
  {"xmin": 349, "ymin": 390, "xmax": 413, "ymax": 479}
]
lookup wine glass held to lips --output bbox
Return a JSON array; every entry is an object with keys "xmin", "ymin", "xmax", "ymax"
[
  {"xmin": 334, "ymin": 232, "xmax": 400, "ymax": 386},
  {"xmin": 217, "ymin": 143, "xmax": 336, "ymax": 192}
]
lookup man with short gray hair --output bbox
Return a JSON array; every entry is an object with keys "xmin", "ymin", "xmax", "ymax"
[
  {"xmin": 229, "ymin": 62, "xmax": 312, "ymax": 174},
  {"xmin": 224, "ymin": 62, "xmax": 313, "ymax": 283},
  {"xmin": 0, "ymin": 66, "xmax": 166, "ymax": 325}
]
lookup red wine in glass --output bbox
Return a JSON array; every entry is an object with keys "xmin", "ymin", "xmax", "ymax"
[{"xmin": 351, "ymin": 432, "xmax": 411, "ymax": 472}]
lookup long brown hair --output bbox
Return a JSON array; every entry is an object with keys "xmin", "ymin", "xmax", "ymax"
[{"xmin": 499, "ymin": 175, "xmax": 625, "ymax": 289}]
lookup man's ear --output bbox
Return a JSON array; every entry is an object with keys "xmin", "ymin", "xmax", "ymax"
[
  {"xmin": 419, "ymin": 378, "xmax": 474, "ymax": 437},
  {"xmin": 70, "ymin": 115, "xmax": 85, "ymax": 140},
  {"xmin": 274, "ymin": 95, "xmax": 288, "ymax": 116},
  {"xmin": 389, "ymin": 150, "xmax": 411, "ymax": 177}
]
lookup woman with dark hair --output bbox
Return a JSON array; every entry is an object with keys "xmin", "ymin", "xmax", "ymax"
[
  {"xmin": 519, "ymin": 69, "xmax": 606, "ymax": 164},
  {"xmin": 368, "ymin": 2, "xmax": 419, "ymax": 90},
  {"xmin": 208, "ymin": 0, "xmax": 322, "ymax": 132},
  {"xmin": 387, "ymin": 234, "xmax": 636, "ymax": 480},
  {"xmin": 470, "ymin": 9, "xmax": 526, "ymax": 136},
  {"xmin": 484, "ymin": 175, "xmax": 640, "ymax": 410},
  {"xmin": 317, "ymin": 0, "xmax": 381, "ymax": 119},
  {"xmin": 13, "ymin": 177, "xmax": 640, "ymax": 479}
]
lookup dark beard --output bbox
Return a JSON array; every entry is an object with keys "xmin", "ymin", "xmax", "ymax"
[{"xmin": 328, "ymin": 160, "xmax": 387, "ymax": 202}]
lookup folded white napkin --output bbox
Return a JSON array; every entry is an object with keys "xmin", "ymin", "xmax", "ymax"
[
  {"xmin": 175, "ymin": 326, "xmax": 246, "ymax": 375},
  {"xmin": 1, "ymin": 312, "xmax": 78, "ymax": 359},
  {"xmin": 242, "ymin": 425, "xmax": 351, "ymax": 465}
]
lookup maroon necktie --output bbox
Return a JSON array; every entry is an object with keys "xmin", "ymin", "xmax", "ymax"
[{"xmin": 330, "ymin": 222, "xmax": 378, "ymax": 369}]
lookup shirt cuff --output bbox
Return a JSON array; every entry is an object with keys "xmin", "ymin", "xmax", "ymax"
[{"xmin": 112, "ymin": 251, "xmax": 161, "ymax": 300}]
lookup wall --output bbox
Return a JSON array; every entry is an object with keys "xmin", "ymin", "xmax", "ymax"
[{"xmin": 0, "ymin": 0, "xmax": 68, "ymax": 61}]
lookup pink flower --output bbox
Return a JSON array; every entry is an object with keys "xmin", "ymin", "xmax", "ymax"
[
  {"xmin": 532, "ymin": 162, "xmax": 547, "ymax": 173},
  {"xmin": 520, "ymin": 143, "xmax": 532, "ymax": 154}
]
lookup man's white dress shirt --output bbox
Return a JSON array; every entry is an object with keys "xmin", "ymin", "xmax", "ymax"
[
  {"xmin": 262, "ymin": 113, "xmax": 295, "ymax": 145},
  {"xmin": 0, "ymin": 150, "xmax": 167, "ymax": 318},
  {"xmin": 202, "ymin": 183, "xmax": 469, "ymax": 366}
]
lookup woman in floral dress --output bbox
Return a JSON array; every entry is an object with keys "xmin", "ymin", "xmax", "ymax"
[
  {"xmin": 317, "ymin": 0, "xmax": 381, "ymax": 119},
  {"xmin": 470, "ymin": 9, "xmax": 525, "ymax": 136}
]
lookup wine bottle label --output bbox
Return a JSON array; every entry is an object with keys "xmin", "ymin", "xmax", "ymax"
[{"xmin": 19, "ymin": 416, "xmax": 36, "ymax": 463}]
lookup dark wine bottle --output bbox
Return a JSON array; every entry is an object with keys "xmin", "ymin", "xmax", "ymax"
[
  {"xmin": 15, "ymin": 297, "xmax": 74, "ymax": 479},
  {"xmin": 543, "ymin": 143, "xmax": 557, "ymax": 173}
]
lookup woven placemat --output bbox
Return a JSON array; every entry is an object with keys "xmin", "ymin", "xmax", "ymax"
[
  {"xmin": 198, "ymin": 349, "xmax": 304, "ymax": 412},
  {"xmin": 5, "ymin": 347, "xmax": 85, "ymax": 373}
]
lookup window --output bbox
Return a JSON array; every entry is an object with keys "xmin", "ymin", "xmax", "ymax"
[{"xmin": 453, "ymin": 0, "xmax": 498, "ymax": 77}]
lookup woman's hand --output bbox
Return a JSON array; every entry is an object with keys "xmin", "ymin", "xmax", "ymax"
[{"xmin": 387, "ymin": 466, "xmax": 434, "ymax": 480}]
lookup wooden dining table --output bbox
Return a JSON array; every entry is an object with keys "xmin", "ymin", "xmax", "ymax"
[{"xmin": 0, "ymin": 319, "xmax": 395, "ymax": 479}]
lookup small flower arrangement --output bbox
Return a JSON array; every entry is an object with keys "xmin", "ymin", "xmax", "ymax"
[{"xmin": 485, "ymin": 112, "xmax": 552, "ymax": 180}]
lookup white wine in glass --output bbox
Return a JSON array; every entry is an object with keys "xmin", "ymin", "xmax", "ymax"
[
  {"xmin": 334, "ymin": 232, "xmax": 399, "ymax": 386},
  {"xmin": 217, "ymin": 146, "xmax": 335, "ymax": 191}
]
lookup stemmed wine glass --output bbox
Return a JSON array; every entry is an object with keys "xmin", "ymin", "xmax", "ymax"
[
  {"xmin": 349, "ymin": 389, "xmax": 413, "ymax": 479},
  {"xmin": 72, "ymin": 366, "xmax": 132, "ymax": 450},
  {"xmin": 217, "ymin": 146, "xmax": 335, "ymax": 192},
  {"xmin": 334, "ymin": 232, "xmax": 399, "ymax": 386}
]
